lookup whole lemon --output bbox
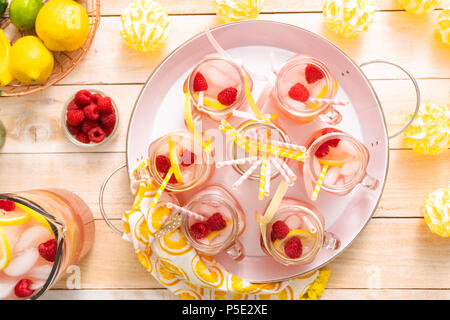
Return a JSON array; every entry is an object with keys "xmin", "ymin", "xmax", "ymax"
[
  {"xmin": 10, "ymin": 36, "xmax": 54, "ymax": 84},
  {"xmin": 35, "ymin": 0, "xmax": 89, "ymax": 51}
]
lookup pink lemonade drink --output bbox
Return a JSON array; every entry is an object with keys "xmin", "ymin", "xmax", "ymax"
[
  {"xmin": 269, "ymin": 55, "xmax": 340, "ymax": 124},
  {"xmin": 147, "ymin": 131, "xmax": 214, "ymax": 193},
  {"xmin": 262, "ymin": 198, "xmax": 339, "ymax": 265},
  {"xmin": 229, "ymin": 121, "xmax": 290, "ymax": 180},
  {"xmin": 183, "ymin": 54, "xmax": 253, "ymax": 121},
  {"xmin": 301, "ymin": 128, "xmax": 378, "ymax": 196},
  {"xmin": 0, "ymin": 189, "xmax": 94, "ymax": 300},
  {"xmin": 181, "ymin": 186, "xmax": 245, "ymax": 259}
]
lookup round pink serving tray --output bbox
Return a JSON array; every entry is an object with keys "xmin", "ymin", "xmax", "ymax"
[{"xmin": 103, "ymin": 21, "xmax": 419, "ymax": 283}]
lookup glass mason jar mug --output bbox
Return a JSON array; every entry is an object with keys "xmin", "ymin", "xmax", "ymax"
[
  {"xmin": 270, "ymin": 54, "xmax": 341, "ymax": 124},
  {"xmin": 183, "ymin": 54, "xmax": 253, "ymax": 121},
  {"xmin": 228, "ymin": 120, "xmax": 291, "ymax": 181},
  {"xmin": 301, "ymin": 128, "xmax": 378, "ymax": 197},
  {"xmin": 261, "ymin": 198, "xmax": 339, "ymax": 265},
  {"xmin": 180, "ymin": 186, "xmax": 246, "ymax": 259},
  {"xmin": 147, "ymin": 131, "xmax": 215, "ymax": 193},
  {"xmin": 0, "ymin": 189, "xmax": 95, "ymax": 300}
]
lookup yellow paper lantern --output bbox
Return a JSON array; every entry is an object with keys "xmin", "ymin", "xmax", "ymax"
[
  {"xmin": 437, "ymin": 8, "xmax": 450, "ymax": 45},
  {"xmin": 424, "ymin": 185, "xmax": 450, "ymax": 237},
  {"xmin": 323, "ymin": 0, "xmax": 376, "ymax": 38},
  {"xmin": 212, "ymin": 0, "xmax": 263, "ymax": 23},
  {"xmin": 398, "ymin": 0, "xmax": 441, "ymax": 14},
  {"xmin": 403, "ymin": 102, "xmax": 450, "ymax": 155},
  {"xmin": 120, "ymin": 0, "xmax": 170, "ymax": 52}
]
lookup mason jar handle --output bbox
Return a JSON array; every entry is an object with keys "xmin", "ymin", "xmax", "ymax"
[
  {"xmin": 360, "ymin": 60, "xmax": 420, "ymax": 139},
  {"xmin": 99, "ymin": 163, "xmax": 127, "ymax": 237}
]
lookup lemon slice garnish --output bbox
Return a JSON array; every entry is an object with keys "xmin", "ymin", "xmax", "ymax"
[
  {"xmin": 15, "ymin": 203, "xmax": 52, "ymax": 232},
  {"xmin": 319, "ymin": 159, "xmax": 345, "ymax": 166},
  {"xmin": 273, "ymin": 229, "xmax": 316, "ymax": 249},
  {"xmin": 309, "ymin": 85, "xmax": 328, "ymax": 109},
  {"xmin": 0, "ymin": 227, "xmax": 12, "ymax": 270},
  {"xmin": 0, "ymin": 206, "xmax": 31, "ymax": 227},
  {"xmin": 168, "ymin": 139, "xmax": 183, "ymax": 184},
  {"xmin": 195, "ymin": 94, "xmax": 228, "ymax": 110}
]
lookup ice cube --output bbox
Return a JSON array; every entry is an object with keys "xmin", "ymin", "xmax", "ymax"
[
  {"xmin": 3, "ymin": 225, "xmax": 24, "ymax": 252},
  {"xmin": 284, "ymin": 215, "xmax": 301, "ymax": 230},
  {"xmin": 29, "ymin": 264, "xmax": 52, "ymax": 280},
  {"xmin": 340, "ymin": 160, "xmax": 360, "ymax": 177},
  {"xmin": 15, "ymin": 226, "xmax": 52, "ymax": 253},
  {"xmin": 30, "ymin": 280, "xmax": 46, "ymax": 291},
  {"xmin": 324, "ymin": 166, "xmax": 340, "ymax": 186},
  {"xmin": 181, "ymin": 165, "xmax": 197, "ymax": 183},
  {"xmin": 4, "ymin": 248, "xmax": 39, "ymax": 277},
  {"xmin": 339, "ymin": 140, "xmax": 358, "ymax": 157},
  {"xmin": 197, "ymin": 203, "xmax": 217, "ymax": 216}
]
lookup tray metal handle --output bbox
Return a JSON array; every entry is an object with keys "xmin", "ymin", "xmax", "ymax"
[
  {"xmin": 99, "ymin": 163, "xmax": 127, "ymax": 237},
  {"xmin": 360, "ymin": 60, "xmax": 420, "ymax": 139}
]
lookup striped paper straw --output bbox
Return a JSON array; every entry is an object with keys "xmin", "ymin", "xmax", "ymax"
[
  {"xmin": 216, "ymin": 156, "xmax": 259, "ymax": 168},
  {"xmin": 276, "ymin": 157, "xmax": 297, "ymax": 181},
  {"xmin": 259, "ymin": 157, "xmax": 268, "ymax": 200},
  {"xmin": 264, "ymin": 160, "xmax": 271, "ymax": 196},
  {"xmin": 270, "ymin": 157, "xmax": 292, "ymax": 185},
  {"xmin": 220, "ymin": 120, "xmax": 307, "ymax": 162},
  {"xmin": 197, "ymin": 91, "xmax": 204, "ymax": 110},
  {"xmin": 270, "ymin": 140, "xmax": 307, "ymax": 153},
  {"xmin": 232, "ymin": 159, "xmax": 262, "ymax": 189},
  {"xmin": 311, "ymin": 165, "xmax": 329, "ymax": 201},
  {"xmin": 166, "ymin": 202, "xmax": 207, "ymax": 222},
  {"xmin": 308, "ymin": 98, "xmax": 349, "ymax": 106},
  {"xmin": 151, "ymin": 168, "xmax": 173, "ymax": 207}
]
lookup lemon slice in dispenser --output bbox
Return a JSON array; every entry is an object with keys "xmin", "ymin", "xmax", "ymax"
[{"xmin": 0, "ymin": 227, "xmax": 11, "ymax": 270}]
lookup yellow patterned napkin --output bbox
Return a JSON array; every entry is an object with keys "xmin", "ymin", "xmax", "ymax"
[{"xmin": 122, "ymin": 162, "xmax": 330, "ymax": 300}]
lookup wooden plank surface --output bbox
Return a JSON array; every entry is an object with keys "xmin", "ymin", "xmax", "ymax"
[{"xmin": 1, "ymin": 0, "xmax": 449, "ymax": 300}]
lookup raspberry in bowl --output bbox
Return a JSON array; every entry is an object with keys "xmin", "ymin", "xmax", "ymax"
[{"xmin": 62, "ymin": 90, "xmax": 119, "ymax": 147}]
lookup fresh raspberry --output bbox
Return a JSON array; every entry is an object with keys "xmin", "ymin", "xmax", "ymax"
[
  {"xmin": 0, "ymin": 200, "xmax": 15, "ymax": 211},
  {"xmin": 217, "ymin": 87, "xmax": 237, "ymax": 106},
  {"xmin": 305, "ymin": 64, "xmax": 324, "ymax": 84},
  {"xmin": 315, "ymin": 143, "xmax": 329, "ymax": 158},
  {"xmin": 97, "ymin": 96, "xmax": 114, "ymax": 114},
  {"xmin": 190, "ymin": 222, "xmax": 209, "ymax": 239},
  {"xmin": 81, "ymin": 119, "xmax": 99, "ymax": 134},
  {"xmin": 74, "ymin": 90, "xmax": 92, "ymax": 106},
  {"xmin": 321, "ymin": 128, "xmax": 340, "ymax": 147},
  {"xmin": 206, "ymin": 213, "xmax": 226, "ymax": 231},
  {"xmin": 284, "ymin": 237, "xmax": 303, "ymax": 259},
  {"xmin": 92, "ymin": 93, "xmax": 103, "ymax": 103},
  {"xmin": 288, "ymin": 83, "xmax": 310, "ymax": 102},
  {"xmin": 100, "ymin": 112, "xmax": 116, "ymax": 130},
  {"xmin": 66, "ymin": 109, "xmax": 85, "ymax": 126},
  {"xmin": 38, "ymin": 239, "xmax": 57, "ymax": 262},
  {"xmin": 193, "ymin": 72, "xmax": 208, "ymax": 92},
  {"xmin": 180, "ymin": 150, "xmax": 196, "ymax": 167},
  {"xmin": 75, "ymin": 132, "xmax": 90, "ymax": 144},
  {"xmin": 88, "ymin": 127, "xmax": 106, "ymax": 143},
  {"xmin": 271, "ymin": 220, "xmax": 289, "ymax": 241},
  {"xmin": 103, "ymin": 125, "xmax": 114, "ymax": 137},
  {"xmin": 66, "ymin": 121, "xmax": 81, "ymax": 135},
  {"xmin": 155, "ymin": 155, "xmax": 171, "ymax": 174},
  {"xmin": 14, "ymin": 279, "xmax": 35, "ymax": 298},
  {"xmin": 169, "ymin": 175, "xmax": 178, "ymax": 184},
  {"xmin": 83, "ymin": 103, "xmax": 100, "ymax": 121},
  {"xmin": 67, "ymin": 100, "xmax": 79, "ymax": 110}
]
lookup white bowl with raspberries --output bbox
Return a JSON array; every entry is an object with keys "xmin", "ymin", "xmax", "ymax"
[{"xmin": 62, "ymin": 89, "xmax": 119, "ymax": 147}]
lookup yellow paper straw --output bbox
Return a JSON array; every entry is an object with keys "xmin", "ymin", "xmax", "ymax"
[
  {"xmin": 220, "ymin": 120, "xmax": 307, "ymax": 162},
  {"xmin": 259, "ymin": 157, "xmax": 268, "ymax": 200},
  {"xmin": 151, "ymin": 168, "xmax": 173, "ymax": 207},
  {"xmin": 184, "ymin": 92, "xmax": 213, "ymax": 154},
  {"xmin": 311, "ymin": 165, "xmax": 329, "ymax": 201},
  {"xmin": 264, "ymin": 160, "xmax": 271, "ymax": 196}
]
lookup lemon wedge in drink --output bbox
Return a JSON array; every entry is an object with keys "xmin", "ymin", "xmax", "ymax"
[
  {"xmin": 0, "ymin": 207, "xmax": 30, "ymax": 226},
  {"xmin": 273, "ymin": 229, "xmax": 316, "ymax": 249},
  {"xmin": 319, "ymin": 159, "xmax": 345, "ymax": 166},
  {"xmin": 15, "ymin": 203, "xmax": 52, "ymax": 232},
  {"xmin": 0, "ymin": 227, "xmax": 12, "ymax": 270},
  {"xmin": 169, "ymin": 139, "xmax": 183, "ymax": 184}
]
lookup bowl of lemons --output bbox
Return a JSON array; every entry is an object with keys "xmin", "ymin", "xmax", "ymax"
[{"xmin": 0, "ymin": 0, "xmax": 100, "ymax": 97}]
